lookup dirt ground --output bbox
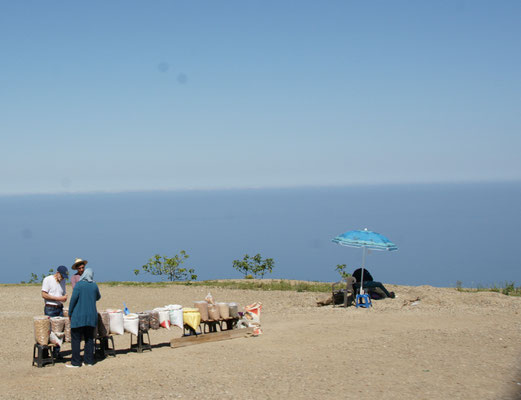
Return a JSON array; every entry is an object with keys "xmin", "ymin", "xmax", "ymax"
[{"xmin": 1, "ymin": 283, "xmax": 520, "ymax": 399}]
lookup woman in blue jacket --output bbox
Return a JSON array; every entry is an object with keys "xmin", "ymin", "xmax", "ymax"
[{"xmin": 67, "ymin": 268, "xmax": 101, "ymax": 368}]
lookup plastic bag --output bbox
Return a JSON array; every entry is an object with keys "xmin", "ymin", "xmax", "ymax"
[
  {"xmin": 205, "ymin": 292, "xmax": 215, "ymax": 305},
  {"xmin": 137, "ymin": 312, "xmax": 150, "ymax": 332},
  {"xmin": 147, "ymin": 310, "xmax": 160, "ymax": 330},
  {"xmin": 208, "ymin": 304, "xmax": 220, "ymax": 320},
  {"xmin": 217, "ymin": 303, "xmax": 229, "ymax": 319},
  {"xmin": 239, "ymin": 302, "xmax": 263, "ymax": 335},
  {"xmin": 228, "ymin": 302, "xmax": 239, "ymax": 318},
  {"xmin": 34, "ymin": 316, "xmax": 50, "ymax": 345},
  {"xmin": 64, "ymin": 318, "xmax": 71, "ymax": 342},
  {"xmin": 167, "ymin": 305, "xmax": 183, "ymax": 329},
  {"xmin": 97, "ymin": 312, "xmax": 110, "ymax": 337},
  {"xmin": 50, "ymin": 316, "xmax": 66, "ymax": 333},
  {"xmin": 183, "ymin": 308, "xmax": 201, "ymax": 331},
  {"xmin": 154, "ymin": 308, "xmax": 170, "ymax": 329},
  {"xmin": 49, "ymin": 331, "xmax": 63, "ymax": 347},
  {"xmin": 108, "ymin": 309, "xmax": 125, "ymax": 335},
  {"xmin": 123, "ymin": 313, "xmax": 139, "ymax": 336},
  {"xmin": 244, "ymin": 302, "xmax": 262, "ymax": 323},
  {"xmin": 194, "ymin": 301, "xmax": 209, "ymax": 321}
]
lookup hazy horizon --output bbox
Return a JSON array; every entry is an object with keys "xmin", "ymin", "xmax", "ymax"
[{"xmin": 2, "ymin": 182, "xmax": 520, "ymax": 288}]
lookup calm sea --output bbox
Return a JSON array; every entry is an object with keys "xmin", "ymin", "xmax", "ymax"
[{"xmin": 1, "ymin": 182, "xmax": 520, "ymax": 287}]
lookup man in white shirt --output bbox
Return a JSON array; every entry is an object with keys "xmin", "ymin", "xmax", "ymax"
[{"xmin": 41, "ymin": 265, "xmax": 69, "ymax": 358}]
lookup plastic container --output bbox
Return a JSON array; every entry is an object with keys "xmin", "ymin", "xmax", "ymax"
[{"xmin": 194, "ymin": 301, "xmax": 209, "ymax": 321}]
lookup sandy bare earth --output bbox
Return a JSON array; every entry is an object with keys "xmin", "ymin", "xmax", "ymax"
[{"xmin": 1, "ymin": 283, "xmax": 520, "ymax": 400}]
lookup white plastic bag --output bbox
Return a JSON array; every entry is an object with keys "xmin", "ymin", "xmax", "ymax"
[
  {"xmin": 108, "ymin": 309, "xmax": 125, "ymax": 335},
  {"xmin": 168, "ymin": 306, "xmax": 183, "ymax": 329},
  {"xmin": 154, "ymin": 307, "xmax": 170, "ymax": 329},
  {"xmin": 49, "ymin": 331, "xmax": 63, "ymax": 347},
  {"xmin": 205, "ymin": 292, "xmax": 215, "ymax": 305},
  {"xmin": 123, "ymin": 313, "xmax": 139, "ymax": 336}
]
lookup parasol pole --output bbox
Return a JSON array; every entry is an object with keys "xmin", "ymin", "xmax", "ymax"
[{"xmin": 360, "ymin": 246, "xmax": 366, "ymax": 294}]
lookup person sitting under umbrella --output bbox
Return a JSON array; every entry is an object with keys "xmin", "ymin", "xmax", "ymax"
[{"xmin": 352, "ymin": 268, "xmax": 395, "ymax": 299}]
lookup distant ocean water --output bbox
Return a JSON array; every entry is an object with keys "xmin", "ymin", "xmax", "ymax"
[{"xmin": 1, "ymin": 182, "xmax": 520, "ymax": 287}]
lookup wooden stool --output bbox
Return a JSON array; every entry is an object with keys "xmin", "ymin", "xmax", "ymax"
[
  {"xmin": 202, "ymin": 320, "xmax": 220, "ymax": 333},
  {"xmin": 95, "ymin": 335, "xmax": 116, "ymax": 358},
  {"xmin": 32, "ymin": 343, "xmax": 56, "ymax": 368},
  {"xmin": 219, "ymin": 317, "xmax": 239, "ymax": 331},
  {"xmin": 130, "ymin": 331, "xmax": 152, "ymax": 353},
  {"xmin": 183, "ymin": 323, "xmax": 202, "ymax": 336}
]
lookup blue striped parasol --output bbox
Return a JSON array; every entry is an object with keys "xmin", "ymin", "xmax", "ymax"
[{"xmin": 332, "ymin": 228, "xmax": 398, "ymax": 293}]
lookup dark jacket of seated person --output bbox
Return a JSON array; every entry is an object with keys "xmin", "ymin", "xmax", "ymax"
[{"xmin": 352, "ymin": 268, "xmax": 394, "ymax": 298}]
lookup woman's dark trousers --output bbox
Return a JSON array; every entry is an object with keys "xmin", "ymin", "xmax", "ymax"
[{"xmin": 71, "ymin": 326, "xmax": 95, "ymax": 366}]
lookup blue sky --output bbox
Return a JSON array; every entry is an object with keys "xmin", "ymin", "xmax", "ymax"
[{"xmin": 1, "ymin": 1, "xmax": 520, "ymax": 195}]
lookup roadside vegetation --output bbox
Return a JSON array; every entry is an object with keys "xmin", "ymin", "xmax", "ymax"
[
  {"xmin": 100, "ymin": 279, "xmax": 331, "ymax": 293},
  {"xmin": 455, "ymin": 280, "xmax": 521, "ymax": 296}
]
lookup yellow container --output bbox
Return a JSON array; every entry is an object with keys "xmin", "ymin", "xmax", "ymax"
[{"xmin": 183, "ymin": 308, "xmax": 201, "ymax": 331}]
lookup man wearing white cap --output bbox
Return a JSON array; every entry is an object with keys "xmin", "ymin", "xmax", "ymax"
[{"xmin": 70, "ymin": 258, "xmax": 87, "ymax": 289}]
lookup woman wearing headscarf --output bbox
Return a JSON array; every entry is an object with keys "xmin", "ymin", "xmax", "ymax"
[{"xmin": 66, "ymin": 268, "xmax": 101, "ymax": 368}]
